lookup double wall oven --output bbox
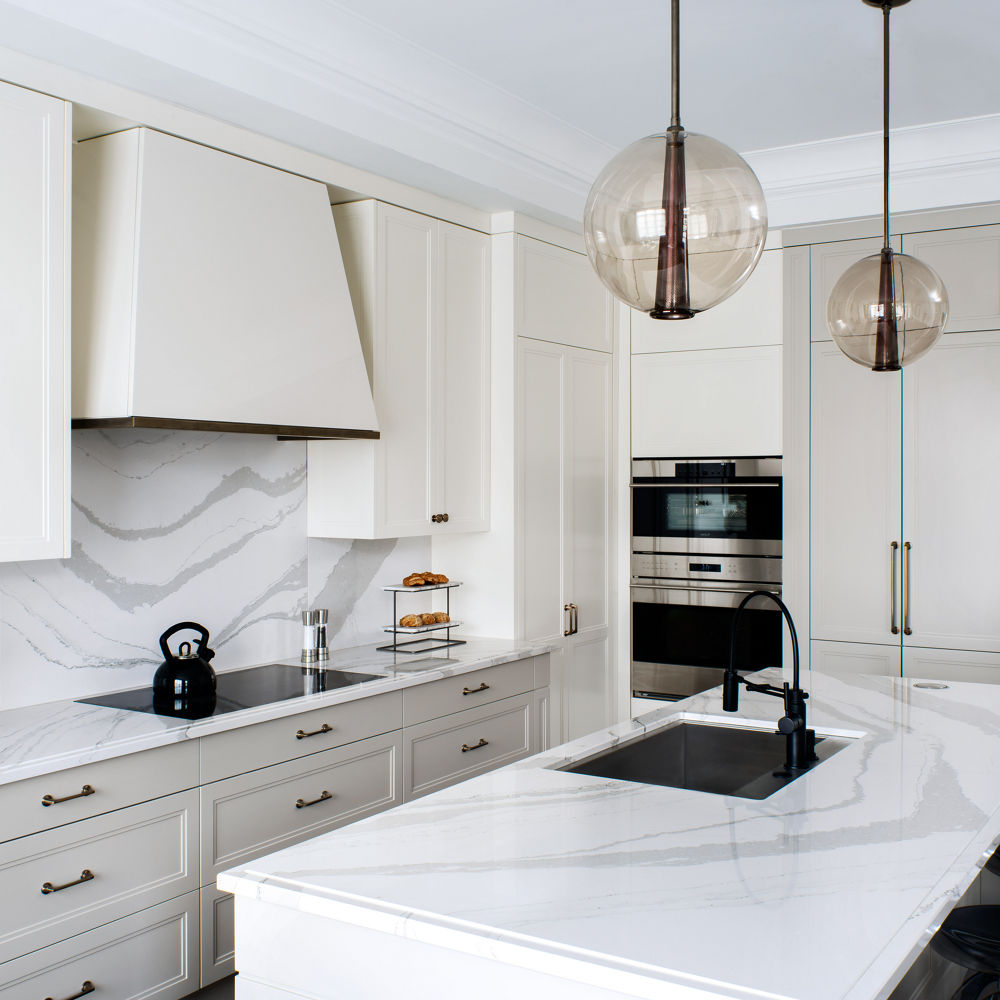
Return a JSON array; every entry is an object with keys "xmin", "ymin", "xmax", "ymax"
[{"xmin": 631, "ymin": 457, "xmax": 783, "ymax": 702}]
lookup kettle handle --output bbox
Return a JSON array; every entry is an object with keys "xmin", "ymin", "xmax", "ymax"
[{"xmin": 159, "ymin": 622, "xmax": 212, "ymax": 662}]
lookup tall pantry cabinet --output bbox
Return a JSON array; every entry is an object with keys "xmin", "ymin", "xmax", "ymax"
[
  {"xmin": 0, "ymin": 82, "xmax": 70, "ymax": 562},
  {"xmin": 803, "ymin": 217, "xmax": 1000, "ymax": 682},
  {"xmin": 434, "ymin": 230, "xmax": 617, "ymax": 745}
]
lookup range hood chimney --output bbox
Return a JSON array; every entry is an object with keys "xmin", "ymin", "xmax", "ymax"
[{"xmin": 72, "ymin": 128, "xmax": 379, "ymax": 440}]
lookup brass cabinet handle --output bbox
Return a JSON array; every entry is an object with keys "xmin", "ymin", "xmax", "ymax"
[
  {"xmin": 903, "ymin": 541, "xmax": 912, "ymax": 635},
  {"xmin": 890, "ymin": 542, "xmax": 899, "ymax": 635},
  {"xmin": 41, "ymin": 869, "xmax": 94, "ymax": 895},
  {"xmin": 295, "ymin": 723, "xmax": 332, "ymax": 740},
  {"xmin": 572, "ymin": 603, "xmax": 579, "ymax": 635},
  {"xmin": 45, "ymin": 981, "xmax": 95, "ymax": 1000},
  {"xmin": 42, "ymin": 784, "xmax": 95, "ymax": 807},
  {"xmin": 430, "ymin": 513, "xmax": 450, "ymax": 523},
  {"xmin": 461, "ymin": 738, "xmax": 489, "ymax": 753},
  {"xmin": 462, "ymin": 682, "xmax": 490, "ymax": 696},
  {"xmin": 563, "ymin": 603, "xmax": 573, "ymax": 637},
  {"xmin": 295, "ymin": 790, "xmax": 332, "ymax": 809}
]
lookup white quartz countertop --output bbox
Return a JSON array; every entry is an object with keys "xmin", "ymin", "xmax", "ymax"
[
  {"xmin": 0, "ymin": 637, "xmax": 555, "ymax": 786},
  {"xmin": 220, "ymin": 670, "xmax": 1000, "ymax": 1000}
]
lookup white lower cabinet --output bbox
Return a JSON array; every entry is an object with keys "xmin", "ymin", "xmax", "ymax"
[
  {"xmin": 200, "ymin": 885, "xmax": 235, "ymax": 987},
  {"xmin": 810, "ymin": 640, "xmax": 900, "ymax": 678},
  {"xmin": 902, "ymin": 647, "xmax": 1000, "ymax": 685},
  {"xmin": 0, "ymin": 891, "xmax": 200, "ymax": 999}
]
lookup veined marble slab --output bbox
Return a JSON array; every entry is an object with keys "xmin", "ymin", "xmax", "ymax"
[
  {"xmin": 0, "ymin": 638, "xmax": 554, "ymax": 786},
  {"xmin": 220, "ymin": 671, "xmax": 1000, "ymax": 1000}
]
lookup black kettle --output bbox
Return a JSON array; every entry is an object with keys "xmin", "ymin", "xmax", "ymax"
[{"xmin": 152, "ymin": 622, "xmax": 217, "ymax": 718}]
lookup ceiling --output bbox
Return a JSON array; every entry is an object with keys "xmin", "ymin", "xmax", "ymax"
[{"xmin": 0, "ymin": 0, "xmax": 997, "ymax": 229}]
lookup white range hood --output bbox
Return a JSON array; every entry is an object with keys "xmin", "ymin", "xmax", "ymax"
[{"xmin": 72, "ymin": 127, "xmax": 378, "ymax": 439}]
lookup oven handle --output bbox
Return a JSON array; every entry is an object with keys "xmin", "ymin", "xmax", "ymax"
[
  {"xmin": 630, "ymin": 483, "xmax": 781, "ymax": 489},
  {"xmin": 630, "ymin": 583, "xmax": 781, "ymax": 596}
]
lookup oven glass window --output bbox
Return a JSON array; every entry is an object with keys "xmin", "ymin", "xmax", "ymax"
[
  {"xmin": 665, "ymin": 492, "xmax": 748, "ymax": 534},
  {"xmin": 634, "ymin": 485, "xmax": 780, "ymax": 540}
]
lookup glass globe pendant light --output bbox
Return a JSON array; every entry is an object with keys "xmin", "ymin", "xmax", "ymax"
[
  {"xmin": 583, "ymin": 0, "xmax": 768, "ymax": 319},
  {"xmin": 827, "ymin": 0, "xmax": 948, "ymax": 370}
]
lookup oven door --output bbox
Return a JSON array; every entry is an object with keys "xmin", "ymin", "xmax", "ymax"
[
  {"xmin": 632, "ymin": 483, "xmax": 781, "ymax": 556},
  {"xmin": 631, "ymin": 584, "xmax": 782, "ymax": 701}
]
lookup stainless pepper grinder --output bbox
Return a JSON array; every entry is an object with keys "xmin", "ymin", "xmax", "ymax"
[
  {"xmin": 315, "ymin": 608, "xmax": 329, "ymax": 660},
  {"xmin": 301, "ymin": 610, "xmax": 319, "ymax": 664}
]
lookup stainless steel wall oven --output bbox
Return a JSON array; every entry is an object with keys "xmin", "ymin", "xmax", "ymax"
[{"xmin": 631, "ymin": 458, "xmax": 782, "ymax": 702}]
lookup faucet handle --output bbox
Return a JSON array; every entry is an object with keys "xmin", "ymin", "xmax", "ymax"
[
  {"xmin": 778, "ymin": 714, "xmax": 802, "ymax": 735},
  {"xmin": 722, "ymin": 672, "xmax": 741, "ymax": 712}
]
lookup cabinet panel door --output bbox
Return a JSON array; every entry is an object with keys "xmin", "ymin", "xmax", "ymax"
[
  {"xmin": 903, "ymin": 647, "xmax": 1000, "ymax": 685},
  {"xmin": 517, "ymin": 339, "xmax": 565, "ymax": 643},
  {"xmin": 374, "ymin": 205, "xmax": 434, "ymax": 535},
  {"xmin": 562, "ymin": 634, "xmax": 613, "ymax": 743},
  {"xmin": 0, "ymin": 83, "xmax": 69, "ymax": 561},
  {"xmin": 810, "ymin": 237, "xmax": 899, "ymax": 342},
  {"xmin": 434, "ymin": 222, "xmax": 490, "ymax": 531},
  {"xmin": 631, "ymin": 347, "xmax": 781, "ymax": 457},
  {"xmin": 515, "ymin": 237, "xmax": 611, "ymax": 352},
  {"xmin": 903, "ymin": 226, "xmax": 1000, "ymax": 333},
  {"xmin": 903, "ymin": 332, "xmax": 1000, "ymax": 651},
  {"xmin": 810, "ymin": 342, "xmax": 902, "ymax": 644},
  {"xmin": 631, "ymin": 248, "xmax": 783, "ymax": 353},
  {"xmin": 810, "ymin": 640, "xmax": 900, "ymax": 678}
]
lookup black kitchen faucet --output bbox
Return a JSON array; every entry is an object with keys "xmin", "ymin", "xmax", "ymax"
[{"xmin": 723, "ymin": 591, "xmax": 817, "ymax": 775}]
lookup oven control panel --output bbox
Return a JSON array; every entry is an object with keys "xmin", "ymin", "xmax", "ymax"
[{"xmin": 631, "ymin": 552, "xmax": 781, "ymax": 585}]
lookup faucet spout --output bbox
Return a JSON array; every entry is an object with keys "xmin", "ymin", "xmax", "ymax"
[{"xmin": 723, "ymin": 591, "xmax": 816, "ymax": 773}]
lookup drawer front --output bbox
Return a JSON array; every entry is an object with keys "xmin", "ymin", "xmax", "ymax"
[
  {"xmin": 0, "ymin": 741, "xmax": 198, "ymax": 844},
  {"xmin": 404, "ymin": 693, "xmax": 534, "ymax": 801},
  {"xmin": 202, "ymin": 731, "xmax": 401, "ymax": 879},
  {"xmin": 200, "ymin": 885, "xmax": 235, "ymax": 987},
  {"xmin": 402, "ymin": 657, "xmax": 536, "ymax": 727},
  {"xmin": 200, "ymin": 690, "xmax": 402, "ymax": 784},
  {"xmin": 0, "ymin": 890, "xmax": 199, "ymax": 999},
  {"xmin": 0, "ymin": 789, "xmax": 199, "ymax": 964}
]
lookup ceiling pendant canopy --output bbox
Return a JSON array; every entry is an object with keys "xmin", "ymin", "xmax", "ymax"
[
  {"xmin": 583, "ymin": 0, "xmax": 768, "ymax": 320},
  {"xmin": 827, "ymin": 0, "xmax": 948, "ymax": 371}
]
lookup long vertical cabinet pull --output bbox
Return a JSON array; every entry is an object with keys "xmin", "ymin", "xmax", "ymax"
[
  {"xmin": 902, "ymin": 542, "xmax": 912, "ymax": 635},
  {"xmin": 889, "ymin": 542, "xmax": 899, "ymax": 635},
  {"xmin": 563, "ymin": 604, "xmax": 573, "ymax": 637}
]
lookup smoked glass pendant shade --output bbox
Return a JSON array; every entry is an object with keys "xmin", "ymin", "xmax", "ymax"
[
  {"xmin": 827, "ymin": 248, "xmax": 948, "ymax": 371},
  {"xmin": 583, "ymin": 130, "xmax": 767, "ymax": 317}
]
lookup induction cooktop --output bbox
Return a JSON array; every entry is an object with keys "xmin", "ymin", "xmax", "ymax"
[{"xmin": 77, "ymin": 663, "xmax": 381, "ymax": 720}]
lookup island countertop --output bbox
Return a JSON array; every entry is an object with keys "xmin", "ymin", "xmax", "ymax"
[{"xmin": 219, "ymin": 670, "xmax": 1000, "ymax": 1000}]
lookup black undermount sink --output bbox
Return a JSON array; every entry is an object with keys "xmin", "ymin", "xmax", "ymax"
[{"xmin": 562, "ymin": 721, "xmax": 850, "ymax": 800}]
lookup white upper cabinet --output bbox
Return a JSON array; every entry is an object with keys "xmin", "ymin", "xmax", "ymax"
[
  {"xmin": 809, "ymin": 237, "xmax": 900, "ymax": 342},
  {"xmin": 631, "ymin": 247, "xmax": 784, "ymax": 354},
  {"xmin": 0, "ymin": 83, "xmax": 70, "ymax": 562},
  {"xmin": 631, "ymin": 346, "xmax": 782, "ymax": 457},
  {"xmin": 72, "ymin": 128, "xmax": 376, "ymax": 435},
  {"xmin": 308, "ymin": 201, "xmax": 490, "ymax": 539},
  {"xmin": 514, "ymin": 237, "xmax": 612, "ymax": 352},
  {"xmin": 903, "ymin": 226, "xmax": 1000, "ymax": 334}
]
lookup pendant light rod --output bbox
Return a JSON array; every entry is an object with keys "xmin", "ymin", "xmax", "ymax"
[
  {"xmin": 670, "ymin": 0, "xmax": 681, "ymax": 130},
  {"xmin": 881, "ymin": 1, "xmax": 890, "ymax": 250}
]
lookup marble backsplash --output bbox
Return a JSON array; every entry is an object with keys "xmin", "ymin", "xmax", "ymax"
[{"xmin": 0, "ymin": 430, "xmax": 429, "ymax": 710}]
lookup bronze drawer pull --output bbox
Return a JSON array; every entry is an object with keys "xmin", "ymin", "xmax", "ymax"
[
  {"xmin": 41, "ymin": 785, "xmax": 95, "ymax": 807},
  {"xmin": 45, "ymin": 981, "xmax": 95, "ymax": 1000},
  {"xmin": 461, "ymin": 738, "xmax": 489, "ymax": 753},
  {"xmin": 41, "ymin": 869, "xmax": 94, "ymax": 895},
  {"xmin": 296, "ymin": 723, "xmax": 333, "ymax": 740},
  {"xmin": 295, "ymin": 790, "xmax": 333, "ymax": 809},
  {"xmin": 462, "ymin": 682, "xmax": 490, "ymax": 696}
]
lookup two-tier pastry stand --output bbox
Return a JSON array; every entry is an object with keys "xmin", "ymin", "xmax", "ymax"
[{"xmin": 378, "ymin": 580, "xmax": 464, "ymax": 654}]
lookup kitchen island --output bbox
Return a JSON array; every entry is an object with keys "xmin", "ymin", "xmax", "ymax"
[{"xmin": 220, "ymin": 670, "xmax": 1000, "ymax": 1000}]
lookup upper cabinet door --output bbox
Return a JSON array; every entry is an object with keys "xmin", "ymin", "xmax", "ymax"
[
  {"xmin": 0, "ymin": 83, "xmax": 70, "ymax": 562},
  {"xmin": 631, "ymin": 248, "xmax": 783, "ymax": 354},
  {"xmin": 810, "ymin": 342, "xmax": 902, "ymax": 646},
  {"xmin": 809, "ymin": 237, "xmax": 900, "ymax": 342},
  {"xmin": 514, "ymin": 237, "xmax": 612, "ymax": 352},
  {"xmin": 432, "ymin": 223, "xmax": 490, "ymax": 532},
  {"xmin": 903, "ymin": 226, "xmax": 1000, "ymax": 334},
  {"xmin": 903, "ymin": 332, "xmax": 1000, "ymax": 652}
]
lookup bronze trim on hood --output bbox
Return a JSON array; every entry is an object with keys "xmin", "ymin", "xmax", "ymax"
[{"xmin": 71, "ymin": 416, "xmax": 380, "ymax": 440}]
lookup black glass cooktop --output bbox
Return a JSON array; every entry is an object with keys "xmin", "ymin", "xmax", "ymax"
[{"xmin": 77, "ymin": 663, "xmax": 381, "ymax": 720}]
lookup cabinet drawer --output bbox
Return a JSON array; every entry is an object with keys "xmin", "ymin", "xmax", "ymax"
[
  {"xmin": 0, "ymin": 788, "xmax": 198, "ymax": 964},
  {"xmin": 200, "ymin": 690, "xmax": 402, "ymax": 783},
  {"xmin": 404, "ymin": 693, "xmax": 533, "ymax": 800},
  {"xmin": 402, "ymin": 658, "xmax": 535, "ymax": 727},
  {"xmin": 0, "ymin": 890, "xmax": 199, "ymax": 998},
  {"xmin": 202, "ymin": 731, "xmax": 401, "ymax": 879},
  {"xmin": 0, "ymin": 741, "xmax": 198, "ymax": 844},
  {"xmin": 200, "ymin": 885, "xmax": 235, "ymax": 987}
]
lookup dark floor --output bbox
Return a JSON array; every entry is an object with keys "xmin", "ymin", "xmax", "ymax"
[{"xmin": 188, "ymin": 976, "xmax": 235, "ymax": 999}]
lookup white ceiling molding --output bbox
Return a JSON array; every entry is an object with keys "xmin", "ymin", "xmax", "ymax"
[{"xmin": 748, "ymin": 114, "xmax": 1000, "ymax": 230}]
